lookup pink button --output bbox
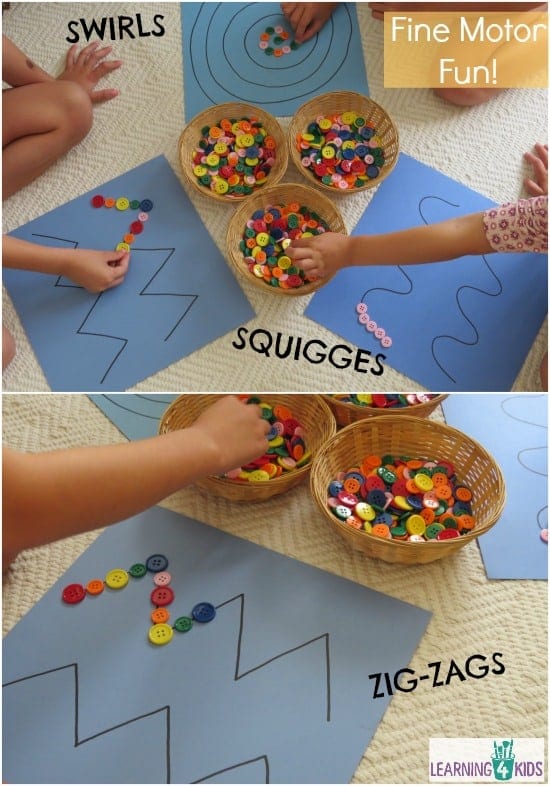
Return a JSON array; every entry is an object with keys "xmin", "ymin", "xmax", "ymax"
[
  {"xmin": 358, "ymin": 313, "xmax": 370, "ymax": 325},
  {"xmin": 153, "ymin": 571, "xmax": 172, "ymax": 586},
  {"xmin": 138, "ymin": 212, "xmax": 149, "ymax": 222},
  {"xmin": 366, "ymin": 320, "xmax": 377, "ymax": 332},
  {"xmin": 381, "ymin": 336, "xmax": 393, "ymax": 348},
  {"xmin": 356, "ymin": 302, "xmax": 367, "ymax": 314},
  {"xmin": 374, "ymin": 327, "xmax": 386, "ymax": 339},
  {"xmin": 540, "ymin": 529, "xmax": 548, "ymax": 543}
]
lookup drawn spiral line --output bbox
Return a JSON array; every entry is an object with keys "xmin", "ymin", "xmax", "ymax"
[{"xmin": 189, "ymin": 2, "xmax": 352, "ymax": 107}]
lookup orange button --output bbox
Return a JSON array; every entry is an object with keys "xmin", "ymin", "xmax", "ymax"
[
  {"xmin": 371, "ymin": 523, "xmax": 391, "ymax": 539},
  {"xmin": 151, "ymin": 607, "xmax": 171, "ymax": 624},
  {"xmin": 86, "ymin": 579, "xmax": 104, "ymax": 596},
  {"xmin": 104, "ymin": 198, "xmax": 115, "ymax": 208}
]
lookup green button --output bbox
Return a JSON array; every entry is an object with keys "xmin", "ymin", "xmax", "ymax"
[
  {"xmin": 174, "ymin": 616, "xmax": 193, "ymax": 633},
  {"xmin": 129, "ymin": 200, "xmax": 141, "ymax": 210},
  {"xmin": 425, "ymin": 523, "xmax": 444, "ymax": 539},
  {"xmin": 129, "ymin": 563, "xmax": 147, "ymax": 578}
]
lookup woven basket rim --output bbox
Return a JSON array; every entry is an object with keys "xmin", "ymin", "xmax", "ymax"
[{"xmin": 310, "ymin": 414, "xmax": 506, "ymax": 549}]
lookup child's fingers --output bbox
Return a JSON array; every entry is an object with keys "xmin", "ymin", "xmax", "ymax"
[
  {"xmin": 90, "ymin": 87, "xmax": 120, "ymax": 103},
  {"xmin": 90, "ymin": 59, "xmax": 123, "ymax": 82},
  {"xmin": 75, "ymin": 41, "xmax": 100, "ymax": 64},
  {"xmin": 524, "ymin": 177, "xmax": 545, "ymax": 197},
  {"xmin": 87, "ymin": 45, "xmax": 114, "ymax": 65}
]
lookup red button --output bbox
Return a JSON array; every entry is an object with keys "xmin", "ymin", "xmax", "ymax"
[
  {"xmin": 436, "ymin": 529, "xmax": 460, "ymax": 540},
  {"xmin": 130, "ymin": 221, "xmax": 144, "ymax": 235},
  {"xmin": 151, "ymin": 586, "xmax": 175, "ymax": 607},
  {"xmin": 91, "ymin": 195, "xmax": 105, "ymax": 208},
  {"xmin": 62, "ymin": 583, "xmax": 86, "ymax": 604}
]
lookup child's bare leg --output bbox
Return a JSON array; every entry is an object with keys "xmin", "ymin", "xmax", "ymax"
[
  {"xmin": 2, "ymin": 80, "xmax": 92, "ymax": 199},
  {"xmin": 433, "ymin": 86, "xmax": 506, "ymax": 106},
  {"xmin": 3, "ymin": 325, "xmax": 16, "ymax": 370}
]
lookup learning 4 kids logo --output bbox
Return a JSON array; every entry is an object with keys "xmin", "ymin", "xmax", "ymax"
[{"xmin": 429, "ymin": 738, "xmax": 545, "ymax": 782}]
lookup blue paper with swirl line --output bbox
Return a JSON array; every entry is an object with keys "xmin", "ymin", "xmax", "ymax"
[{"xmin": 305, "ymin": 154, "xmax": 547, "ymax": 392}]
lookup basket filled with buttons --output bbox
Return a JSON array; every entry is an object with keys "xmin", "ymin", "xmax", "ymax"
[
  {"xmin": 310, "ymin": 415, "xmax": 505, "ymax": 564},
  {"xmin": 178, "ymin": 102, "xmax": 288, "ymax": 203},
  {"xmin": 288, "ymin": 91, "xmax": 399, "ymax": 194},
  {"xmin": 159, "ymin": 394, "xmax": 337, "ymax": 502},
  {"xmin": 226, "ymin": 182, "xmax": 346, "ymax": 295},
  {"xmin": 322, "ymin": 394, "xmax": 449, "ymax": 426}
]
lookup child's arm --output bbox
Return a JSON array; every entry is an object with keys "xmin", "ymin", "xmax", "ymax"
[
  {"xmin": 3, "ymin": 396, "xmax": 270, "ymax": 569},
  {"xmin": 280, "ymin": 3, "xmax": 338, "ymax": 43},
  {"xmin": 288, "ymin": 211, "xmax": 492, "ymax": 280},
  {"xmin": 2, "ymin": 34, "xmax": 54, "ymax": 86},
  {"xmin": 3, "ymin": 236, "xmax": 130, "ymax": 292}
]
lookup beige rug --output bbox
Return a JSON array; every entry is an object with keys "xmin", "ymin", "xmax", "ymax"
[
  {"xmin": 3, "ymin": 392, "xmax": 548, "ymax": 783},
  {"xmin": 2, "ymin": 2, "xmax": 548, "ymax": 392}
]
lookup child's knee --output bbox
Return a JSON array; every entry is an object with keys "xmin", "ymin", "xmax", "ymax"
[
  {"xmin": 3, "ymin": 326, "xmax": 16, "ymax": 370},
  {"xmin": 56, "ymin": 81, "xmax": 93, "ymax": 144},
  {"xmin": 433, "ymin": 86, "xmax": 506, "ymax": 107}
]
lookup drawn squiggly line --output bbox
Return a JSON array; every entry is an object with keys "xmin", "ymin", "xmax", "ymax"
[
  {"xmin": 98, "ymin": 394, "xmax": 176, "ymax": 422},
  {"xmin": 3, "ymin": 592, "xmax": 330, "ymax": 783},
  {"xmin": 415, "ymin": 197, "xmax": 506, "ymax": 384},
  {"xmin": 32, "ymin": 236, "xmax": 198, "ymax": 385},
  {"xmin": 360, "ymin": 268, "xmax": 413, "ymax": 305},
  {"xmin": 500, "ymin": 395, "xmax": 547, "ymax": 532}
]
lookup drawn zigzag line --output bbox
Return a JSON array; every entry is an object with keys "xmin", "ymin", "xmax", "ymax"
[
  {"xmin": 3, "ymin": 663, "xmax": 172, "ymax": 781},
  {"xmin": 216, "ymin": 592, "xmax": 332, "ymax": 722},
  {"xmin": 3, "ymin": 591, "xmax": 329, "ymax": 784}
]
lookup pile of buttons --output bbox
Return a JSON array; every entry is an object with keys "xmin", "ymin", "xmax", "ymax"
[
  {"xmin": 192, "ymin": 117, "xmax": 277, "ymax": 197},
  {"xmin": 326, "ymin": 455, "xmax": 476, "ymax": 542},
  {"xmin": 61, "ymin": 553, "xmax": 215, "ymax": 647},
  {"xmin": 355, "ymin": 302, "xmax": 392, "ymax": 349},
  {"xmin": 296, "ymin": 112, "xmax": 385, "ymax": 190},
  {"xmin": 91, "ymin": 195, "xmax": 152, "ymax": 251},
  {"xmin": 330, "ymin": 394, "xmax": 438, "ymax": 408},
  {"xmin": 224, "ymin": 397, "xmax": 310, "ymax": 481},
  {"xmin": 239, "ymin": 203, "xmax": 327, "ymax": 289},
  {"xmin": 258, "ymin": 24, "xmax": 299, "ymax": 56}
]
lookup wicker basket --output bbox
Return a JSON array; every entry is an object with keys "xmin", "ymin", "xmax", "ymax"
[
  {"xmin": 178, "ymin": 102, "xmax": 288, "ymax": 203},
  {"xmin": 288, "ymin": 91, "xmax": 399, "ymax": 194},
  {"xmin": 322, "ymin": 394, "xmax": 449, "ymax": 427},
  {"xmin": 159, "ymin": 394, "xmax": 337, "ymax": 502},
  {"xmin": 226, "ymin": 182, "xmax": 346, "ymax": 296},
  {"xmin": 310, "ymin": 415, "xmax": 505, "ymax": 564}
]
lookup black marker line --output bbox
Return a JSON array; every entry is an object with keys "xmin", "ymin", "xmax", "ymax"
[
  {"xmin": 216, "ymin": 593, "xmax": 331, "ymax": 721},
  {"xmin": 98, "ymin": 394, "xmax": 175, "ymax": 420},
  {"xmin": 192, "ymin": 754, "xmax": 269, "ymax": 783}
]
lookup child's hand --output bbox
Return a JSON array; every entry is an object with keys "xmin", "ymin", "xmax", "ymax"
[
  {"xmin": 61, "ymin": 248, "xmax": 130, "ymax": 292},
  {"xmin": 57, "ymin": 42, "xmax": 121, "ymax": 103},
  {"xmin": 281, "ymin": 3, "xmax": 338, "ymax": 43},
  {"xmin": 524, "ymin": 142, "xmax": 548, "ymax": 196},
  {"xmin": 287, "ymin": 232, "xmax": 352, "ymax": 279},
  {"xmin": 190, "ymin": 397, "xmax": 270, "ymax": 475}
]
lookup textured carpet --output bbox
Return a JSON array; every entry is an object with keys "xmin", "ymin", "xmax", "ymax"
[
  {"xmin": 2, "ymin": 2, "xmax": 547, "ymax": 392},
  {"xmin": 3, "ymin": 393, "xmax": 548, "ymax": 784}
]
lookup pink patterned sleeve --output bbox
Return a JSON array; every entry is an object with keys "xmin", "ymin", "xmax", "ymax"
[{"xmin": 483, "ymin": 195, "xmax": 548, "ymax": 254}]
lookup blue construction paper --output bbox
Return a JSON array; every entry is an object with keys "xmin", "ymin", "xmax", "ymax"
[
  {"xmin": 3, "ymin": 507, "xmax": 430, "ymax": 784},
  {"xmin": 442, "ymin": 394, "xmax": 547, "ymax": 580},
  {"xmin": 4, "ymin": 156, "xmax": 255, "ymax": 392},
  {"xmin": 181, "ymin": 2, "xmax": 369, "ymax": 119},
  {"xmin": 305, "ymin": 154, "xmax": 547, "ymax": 392},
  {"xmin": 89, "ymin": 394, "xmax": 178, "ymax": 441}
]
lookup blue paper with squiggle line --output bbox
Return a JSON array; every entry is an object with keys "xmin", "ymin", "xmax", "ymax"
[
  {"xmin": 4, "ymin": 156, "xmax": 255, "ymax": 392},
  {"xmin": 305, "ymin": 154, "xmax": 547, "ymax": 392},
  {"xmin": 443, "ymin": 394, "xmax": 547, "ymax": 580}
]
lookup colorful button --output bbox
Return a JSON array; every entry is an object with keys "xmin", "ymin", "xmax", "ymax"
[
  {"xmin": 146, "ymin": 554, "xmax": 169, "ymax": 573},
  {"xmin": 62, "ymin": 583, "xmax": 86, "ymax": 604},
  {"xmin": 115, "ymin": 197, "xmax": 130, "ymax": 211},
  {"xmin": 153, "ymin": 571, "xmax": 172, "ymax": 586},
  {"xmin": 148, "ymin": 623, "xmax": 174, "ymax": 646},
  {"xmin": 151, "ymin": 586, "xmax": 175, "ymax": 607},
  {"xmin": 191, "ymin": 602, "xmax": 216, "ymax": 622},
  {"xmin": 139, "ymin": 199, "xmax": 153, "ymax": 212},
  {"xmin": 91, "ymin": 195, "xmax": 105, "ymax": 208},
  {"xmin": 105, "ymin": 569, "xmax": 129, "ymax": 589},
  {"xmin": 86, "ymin": 579, "xmax": 105, "ymax": 596},
  {"xmin": 129, "ymin": 562, "xmax": 147, "ymax": 578},
  {"xmin": 151, "ymin": 607, "xmax": 171, "ymax": 624},
  {"xmin": 174, "ymin": 616, "xmax": 194, "ymax": 633}
]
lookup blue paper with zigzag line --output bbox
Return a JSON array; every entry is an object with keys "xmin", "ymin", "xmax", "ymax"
[
  {"xmin": 305, "ymin": 154, "xmax": 547, "ymax": 391},
  {"xmin": 5, "ymin": 156, "xmax": 255, "ymax": 391},
  {"xmin": 3, "ymin": 507, "xmax": 430, "ymax": 783}
]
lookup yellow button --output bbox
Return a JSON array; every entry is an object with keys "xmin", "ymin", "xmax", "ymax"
[
  {"xmin": 278, "ymin": 255, "xmax": 291, "ymax": 270},
  {"xmin": 214, "ymin": 142, "xmax": 228, "ymax": 155},
  {"xmin": 414, "ymin": 473, "xmax": 434, "ymax": 491},
  {"xmin": 115, "ymin": 197, "xmax": 130, "ymax": 211},
  {"xmin": 148, "ymin": 623, "xmax": 174, "ymax": 646},
  {"xmin": 105, "ymin": 568, "xmax": 129, "ymax": 590},
  {"xmin": 256, "ymin": 232, "xmax": 270, "ymax": 247},
  {"xmin": 393, "ymin": 495, "xmax": 414, "ymax": 511},
  {"xmin": 406, "ymin": 514, "xmax": 426, "ymax": 536},
  {"xmin": 193, "ymin": 164, "xmax": 207, "ymax": 177},
  {"xmin": 237, "ymin": 133, "xmax": 255, "ymax": 148},
  {"xmin": 115, "ymin": 242, "xmax": 131, "ymax": 252},
  {"xmin": 206, "ymin": 153, "xmax": 220, "ymax": 167},
  {"xmin": 318, "ymin": 117, "xmax": 332, "ymax": 131},
  {"xmin": 213, "ymin": 178, "xmax": 228, "ymax": 194},
  {"xmin": 247, "ymin": 469, "xmax": 270, "ymax": 481},
  {"xmin": 321, "ymin": 146, "xmax": 336, "ymax": 159},
  {"xmin": 341, "ymin": 111, "xmax": 357, "ymax": 125}
]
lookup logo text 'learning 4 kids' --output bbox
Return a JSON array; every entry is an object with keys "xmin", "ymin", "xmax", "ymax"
[{"xmin": 429, "ymin": 738, "xmax": 545, "ymax": 782}]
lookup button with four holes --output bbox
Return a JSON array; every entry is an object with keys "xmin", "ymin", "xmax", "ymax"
[
  {"xmin": 62, "ymin": 583, "xmax": 86, "ymax": 604},
  {"xmin": 191, "ymin": 602, "xmax": 216, "ymax": 622}
]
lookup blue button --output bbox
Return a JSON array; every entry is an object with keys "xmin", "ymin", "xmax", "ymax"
[
  {"xmin": 373, "ymin": 512, "xmax": 393, "ymax": 526},
  {"xmin": 139, "ymin": 199, "xmax": 153, "ymax": 212},
  {"xmin": 367, "ymin": 489, "xmax": 387, "ymax": 508},
  {"xmin": 406, "ymin": 495, "xmax": 423, "ymax": 510},
  {"xmin": 367, "ymin": 165, "xmax": 380, "ymax": 178},
  {"xmin": 192, "ymin": 602, "xmax": 216, "ymax": 622},
  {"xmin": 146, "ymin": 553, "xmax": 169, "ymax": 573},
  {"xmin": 328, "ymin": 480, "xmax": 344, "ymax": 497}
]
